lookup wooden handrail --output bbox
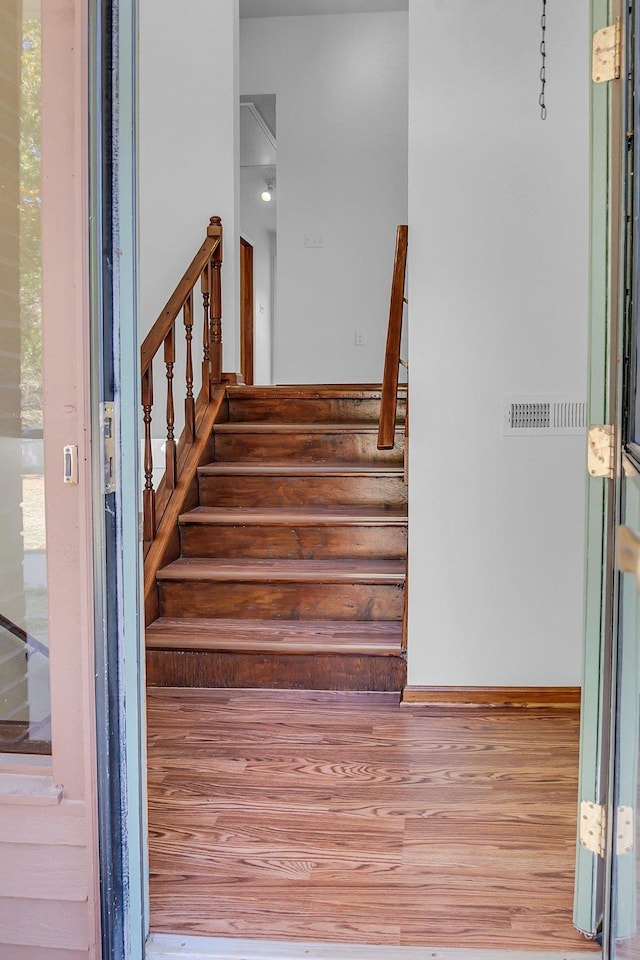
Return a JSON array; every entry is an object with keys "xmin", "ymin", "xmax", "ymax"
[
  {"xmin": 140, "ymin": 216, "xmax": 224, "ymax": 548},
  {"xmin": 140, "ymin": 217, "xmax": 222, "ymax": 375},
  {"xmin": 378, "ymin": 225, "xmax": 408, "ymax": 450}
]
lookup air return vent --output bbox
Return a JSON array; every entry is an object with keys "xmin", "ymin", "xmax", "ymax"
[{"xmin": 503, "ymin": 396, "xmax": 587, "ymax": 436}]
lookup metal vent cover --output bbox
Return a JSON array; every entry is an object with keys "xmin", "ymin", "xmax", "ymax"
[{"xmin": 503, "ymin": 396, "xmax": 587, "ymax": 436}]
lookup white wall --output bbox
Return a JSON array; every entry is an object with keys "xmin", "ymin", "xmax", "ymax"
[
  {"xmin": 407, "ymin": 0, "xmax": 589, "ymax": 685},
  {"xmin": 139, "ymin": 0, "xmax": 239, "ymax": 372},
  {"xmin": 240, "ymin": 13, "xmax": 408, "ymax": 383}
]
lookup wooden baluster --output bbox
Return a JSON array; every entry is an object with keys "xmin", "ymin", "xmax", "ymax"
[
  {"xmin": 201, "ymin": 262, "xmax": 211, "ymax": 402},
  {"xmin": 142, "ymin": 365, "xmax": 156, "ymax": 542},
  {"xmin": 183, "ymin": 289, "xmax": 195, "ymax": 442},
  {"xmin": 403, "ymin": 387, "xmax": 409, "ymax": 486},
  {"xmin": 164, "ymin": 323, "xmax": 177, "ymax": 489},
  {"xmin": 209, "ymin": 216, "xmax": 223, "ymax": 386}
]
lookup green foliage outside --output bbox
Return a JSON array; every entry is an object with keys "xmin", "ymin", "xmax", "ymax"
[{"xmin": 20, "ymin": 20, "xmax": 42, "ymax": 432}]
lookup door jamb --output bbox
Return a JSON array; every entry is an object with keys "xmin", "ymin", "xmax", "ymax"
[{"xmin": 240, "ymin": 235, "xmax": 255, "ymax": 385}]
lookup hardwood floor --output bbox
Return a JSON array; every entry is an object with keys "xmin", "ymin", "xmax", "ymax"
[{"xmin": 147, "ymin": 689, "xmax": 598, "ymax": 951}]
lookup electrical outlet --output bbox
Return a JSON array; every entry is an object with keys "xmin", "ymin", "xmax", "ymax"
[
  {"xmin": 354, "ymin": 330, "xmax": 366, "ymax": 347},
  {"xmin": 304, "ymin": 234, "xmax": 324, "ymax": 248}
]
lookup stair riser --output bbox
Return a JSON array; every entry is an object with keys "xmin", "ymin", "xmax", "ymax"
[
  {"xmin": 228, "ymin": 396, "xmax": 406, "ymax": 425},
  {"xmin": 159, "ymin": 581, "xmax": 404, "ymax": 620},
  {"xmin": 146, "ymin": 649, "xmax": 406, "ymax": 691},
  {"xmin": 214, "ymin": 432, "xmax": 403, "ymax": 464},
  {"xmin": 180, "ymin": 524, "xmax": 407, "ymax": 560},
  {"xmin": 198, "ymin": 475, "xmax": 407, "ymax": 509}
]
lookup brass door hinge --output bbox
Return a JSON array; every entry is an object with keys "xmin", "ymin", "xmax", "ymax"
[
  {"xmin": 580, "ymin": 801, "xmax": 606, "ymax": 858},
  {"xmin": 592, "ymin": 20, "xmax": 621, "ymax": 83},
  {"xmin": 588, "ymin": 424, "xmax": 615, "ymax": 479},
  {"xmin": 580, "ymin": 802, "xmax": 634, "ymax": 858}
]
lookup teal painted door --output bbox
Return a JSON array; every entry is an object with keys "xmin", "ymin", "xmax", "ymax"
[
  {"xmin": 575, "ymin": 0, "xmax": 631, "ymax": 942},
  {"xmin": 609, "ymin": 473, "xmax": 640, "ymax": 953},
  {"xmin": 605, "ymin": 0, "xmax": 640, "ymax": 946},
  {"xmin": 574, "ymin": 0, "xmax": 624, "ymax": 939},
  {"xmin": 578, "ymin": 0, "xmax": 640, "ymax": 952}
]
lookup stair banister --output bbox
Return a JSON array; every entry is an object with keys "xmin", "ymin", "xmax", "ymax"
[
  {"xmin": 378, "ymin": 224, "xmax": 408, "ymax": 451},
  {"xmin": 140, "ymin": 216, "xmax": 223, "ymax": 547}
]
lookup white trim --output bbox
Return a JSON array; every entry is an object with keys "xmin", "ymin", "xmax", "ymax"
[
  {"xmin": 146, "ymin": 935, "xmax": 597, "ymax": 960},
  {"xmin": 0, "ymin": 773, "xmax": 61, "ymax": 804},
  {"xmin": 239, "ymin": 101, "xmax": 277, "ymax": 152},
  {"xmin": 0, "ymin": 752, "xmax": 52, "ymax": 772}
]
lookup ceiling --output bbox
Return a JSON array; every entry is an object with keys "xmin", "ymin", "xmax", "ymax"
[{"xmin": 239, "ymin": 0, "xmax": 407, "ymax": 18}]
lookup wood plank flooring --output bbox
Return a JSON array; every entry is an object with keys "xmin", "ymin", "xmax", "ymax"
[{"xmin": 147, "ymin": 689, "xmax": 598, "ymax": 951}]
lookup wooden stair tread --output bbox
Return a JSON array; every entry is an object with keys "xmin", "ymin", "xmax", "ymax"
[
  {"xmin": 156, "ymin": 557, "xmax": 405, "ymax": 584},
  {"xmin": 198, "ymin": 462, "xmax": 404, "ymax": 477},
  {"xmin": 214, "ymin": 421, "xmax": 403, "ymax": 434},
  {"xmin": 146, "ymin": 618, "xmax": 403, "ymax": 655},
  {"xmin": 226, "ymin": 384, "xmax": 407, "ymax": 399},
  {"xmin": 179, "ymin": 505, "xmax": 407, "ymax": 525}
]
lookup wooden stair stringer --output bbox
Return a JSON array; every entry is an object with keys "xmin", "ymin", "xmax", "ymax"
[{"xmin": 143, "ymin": 385, "xmax": 228, "ymax": 624}]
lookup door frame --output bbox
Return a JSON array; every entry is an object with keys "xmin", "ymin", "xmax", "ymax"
[
  {"xmin": 575, "ymin": 0, "xmax": 629, "ymax": 940},
  {"xmin": 90, "ymin": 0, "xmax": 147, "ymax": 956},
  {"xmin": 240, "ymin": 234, "xmax": 255, "ymax": 385},
  {"xmin": 107, "ymin": 0, "xmax": 613, "ymax": 955}
]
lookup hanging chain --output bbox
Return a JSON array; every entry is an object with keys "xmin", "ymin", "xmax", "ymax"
[{"xmin": 539, "ymin": 0, "xmax": 547, "ymax": 119}]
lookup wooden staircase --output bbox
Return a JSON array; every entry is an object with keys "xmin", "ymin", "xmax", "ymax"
[{"xmin": 146, "ymin": 384, "xmax": 408, "ymax": 691}]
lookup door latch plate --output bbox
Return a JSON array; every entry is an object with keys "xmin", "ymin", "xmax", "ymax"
[
  {"xmin": 101, "ymin": 402, "xmax": 116, "ymax": 495},
  {"xmin": 63, "ymin": 444, "xmax": 79, "ymax": 485}
]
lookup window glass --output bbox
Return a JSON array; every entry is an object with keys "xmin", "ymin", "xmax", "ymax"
[{"xmin": 0, "ymin": 0, "xmax": 50, "ymax": 755}]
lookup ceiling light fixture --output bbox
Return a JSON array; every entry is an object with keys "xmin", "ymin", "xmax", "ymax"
[{"xmin": 261, "ymin": 180, "xmax": 274, "ymax": 202}]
